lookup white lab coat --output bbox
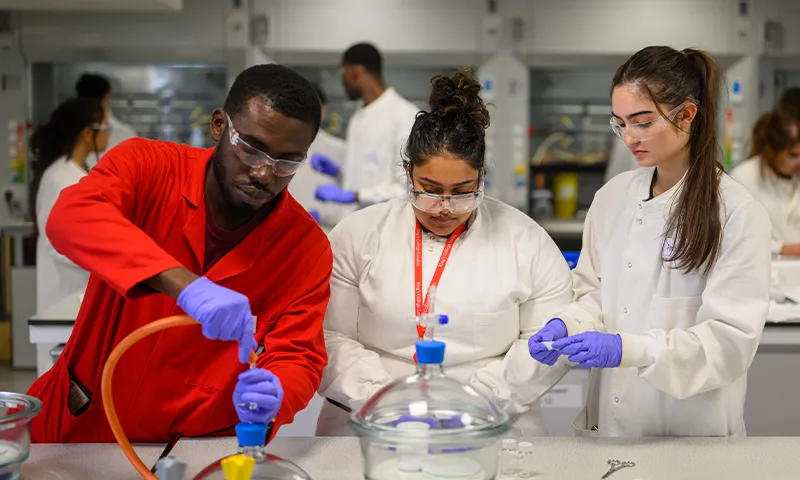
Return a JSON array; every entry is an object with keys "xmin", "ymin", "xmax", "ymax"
[
  {"xmin": 730, "ymin": 156, "xmax": 800, "ymax": 254},
  {"xmin": 107, "ymin": 112, "xmax": 137, "ymax": 150},
  {"xmin": 317, "ymin": 196, "xmax": 574, "ymax": 437},
  {"xmin": 288, "ymin": 130, "xmax": 352, "ymax": 230},
  {"xmin": 342, "ymin": 87, "xmax": 419, "ymax": 205},
  {"xmin": 558, "ymin": 167, "xmax": 771, "ymax": 437},
  {"xmin": 35, "ymin": 157, "xmax": 90, "ymax": 314}
]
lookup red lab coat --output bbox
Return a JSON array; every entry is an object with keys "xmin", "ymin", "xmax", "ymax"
[{"xmin": 27, "ymin": 138, "xmax": 332, "ymax": 443}]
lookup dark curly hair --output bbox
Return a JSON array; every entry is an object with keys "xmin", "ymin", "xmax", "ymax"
[{"xmin": 403, "ymin": 67, "xmax": 490, "ymax": 176}]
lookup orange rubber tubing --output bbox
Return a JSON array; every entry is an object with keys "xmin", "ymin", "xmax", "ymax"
[{"xmin": 101, "ymin": 314, "xmax": 259, "ymax": 479}]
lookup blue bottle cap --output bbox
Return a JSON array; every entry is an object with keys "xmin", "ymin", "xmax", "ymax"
[
  {"xmin": 439, "ymin": 314, "xmax": 449, "ymax": 325},
  {"xmin": 415, "ymin": 340, "xmax": 446, "ymax": 364},
  {"xmin": 236, "ymin": 422, "xmax": 267, "ymax": 447}
]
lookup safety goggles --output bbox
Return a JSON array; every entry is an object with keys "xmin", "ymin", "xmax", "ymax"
[
  {"xmin": 408, "ymin": 184, "xmax": 484, "ymax": 215},
  {"xmin": 226, "ymin": 113, "xmax": 306, "ymax": 177},
  {"xmin": 610, "ymin": 102, "xmax": 689, "ymax": 142}
]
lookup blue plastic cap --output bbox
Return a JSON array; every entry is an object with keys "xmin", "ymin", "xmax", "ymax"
[
  {"xmin": 439, "ymin": 314, "xmax": 449, "ymax": 325},
  {"xmin": 236, "ymin": 422, "xmax": 267, "ymax": 447},
  {"xmin": 415, "ymin": 340, "xmax": 446, "ymax": 364}
]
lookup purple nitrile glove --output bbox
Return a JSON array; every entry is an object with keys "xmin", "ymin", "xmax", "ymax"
[
  {"xmin": 233, "ymin": 369, "xmax": 283, "ymax": 424},
  {"xmin": 552, "ymin": 332, "xmax": 623, "ymax": 368},
  {"xmin": 528, "ymin": 318, "xmax": 568, "ymax": 366},
  {"xmin": 177, "ymin": 276, "xmax": 258, "ymax": 364},
  {"xmin": 309, "ymin": 209, "xmax": 321, "ymax": 223},
  {"xmin": 310, "ymin": 152, "xmax": 341, "ymax": 177},
  {"xmin": 392, "ymin": 415, "xmax": 439, "ymax": 429},
  {"xmin": 315, "ymin": 184, "xmax": 357, "ymax": 204}
]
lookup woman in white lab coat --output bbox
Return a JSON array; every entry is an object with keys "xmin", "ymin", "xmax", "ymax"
[
  {"xmin": 731, "ymin": 110, "xmax": 800, "ymax": 256},
  {"xmin": 529, "ymin": 46, "xmax": 771, "ymax": 437},
  {"xmin": 317, "ymin": 68, "xmax": 574, "ymax": 437},
  {"xmin": 30, "ymin": 98, "xmax": 109, "ymax": 314}
]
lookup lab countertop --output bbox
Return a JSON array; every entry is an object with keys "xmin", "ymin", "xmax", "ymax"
[
  {"xmin": 23, "ymin": 436, "xmax": 800, "ymax": 479},
  {"xmin": 537, "ymin": 218, "xmax": 585, "ymax": 236},
  {"xmin": 28, "ymin": 290, "xmax": 84, "ymax": 325}
]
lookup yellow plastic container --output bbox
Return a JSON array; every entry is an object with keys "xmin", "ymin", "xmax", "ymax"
[{"xmin": 552, "ymin": 173, "xmax": 579, "ymax": 219}]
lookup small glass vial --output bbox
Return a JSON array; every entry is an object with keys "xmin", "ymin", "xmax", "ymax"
[
  {"xmin": 500, "ymin": 438, "xmax": 518, "ymax": 476},
  {"xmin": 516, "ymin": 441, "xmax": 535, "ymax": 479}
]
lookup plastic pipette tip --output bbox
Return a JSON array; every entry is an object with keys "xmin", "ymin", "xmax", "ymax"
[
  {"xmin": 238, "ymin": 401, "xmax": 259, "ymax": 411},
  {"xmin": 221, "ymin": 454, "xmax": 255, "ymax": 480}
]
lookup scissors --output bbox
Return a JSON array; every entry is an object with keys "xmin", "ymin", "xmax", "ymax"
[{"xmin": 601, "ymin": 459, "xmax": 636, "ymax": 478}]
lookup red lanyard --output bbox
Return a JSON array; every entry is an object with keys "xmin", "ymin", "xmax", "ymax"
[{"xmin": 414, "ymin": 220, "xmax": 465, "ymax": 340}]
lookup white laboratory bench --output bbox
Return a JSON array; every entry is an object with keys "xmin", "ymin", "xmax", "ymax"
[{"xmin": 23, "ymin": 436, "xmax": 800, "ymax": 479}]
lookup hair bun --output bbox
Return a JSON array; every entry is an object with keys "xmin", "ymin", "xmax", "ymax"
[{"xmin": 428, "ymin": 68, "xmax": 490, "ymax": 130}]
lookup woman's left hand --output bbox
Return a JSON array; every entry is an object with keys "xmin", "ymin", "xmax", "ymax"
[{"xmin": 552, "ymin": 332, "xmax": 622, "ymax": 368}]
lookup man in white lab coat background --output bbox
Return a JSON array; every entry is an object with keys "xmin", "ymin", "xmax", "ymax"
[
  {"xmin": 288, "ymin": 83, "xmax": 349, "ymax": 231},
  {"xmin": 312, "ymin": 42, "xmax": 419, "ymax": 207},
  {"xmin": 75, "ymin": 73, "xmax": 138, "ymax": 167}
]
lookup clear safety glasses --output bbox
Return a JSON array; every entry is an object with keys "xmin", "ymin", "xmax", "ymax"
[
  {"xmin": 408, "ymin": 185, "xmax": 484, "ymax": 215},
  {"xmin": 226, "ymin": 113, "xmax": 306, "ymax": 177},
  {"xmin": 609, "ymin": 102, "xmax": 690, "ymax": 142}
]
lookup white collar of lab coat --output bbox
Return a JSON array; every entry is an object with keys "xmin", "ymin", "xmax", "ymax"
[
  {"xmin": 360, "ymin": 87, "xmax": 399, "ymax": 113},
  {"xmin": 638, "ymin": 167, "xmax": 687, "ymax": 219}
]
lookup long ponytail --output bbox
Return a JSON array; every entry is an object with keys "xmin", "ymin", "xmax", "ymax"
[
  {"xmin": 28, "ymin": 98, "xmax": 104, "ymax": 231},
  {"xmin": 612, "ymin": 46, "xmax": 723, "ymax": 275}
]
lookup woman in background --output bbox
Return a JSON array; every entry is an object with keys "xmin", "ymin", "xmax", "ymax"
[
  {"xmin": 318, "ymin": 68, "xmax": 573, "ymax": 437},
  {"xmin": 529, "ymin": 46, "xmax": 771, "ymax": 437},
  {"xmin": 731, "ymin": 110, "xmax": 800, "ymax": 256},
  {"xmin": 30, "ymin": 98, "xmax": 108, "ymax": 316}
]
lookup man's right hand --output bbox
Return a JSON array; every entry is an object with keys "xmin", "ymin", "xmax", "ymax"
[
  {"xmin": 310, "ymin": 153, "xmax": 341, "ymax": 177},
  {"xmin": 177, "ymin": 276, "xmax": 257, "ymax": 364}
]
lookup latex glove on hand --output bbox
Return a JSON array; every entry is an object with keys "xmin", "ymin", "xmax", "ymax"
[
  {"xmin": 234, "ymin": 369, "xmax": 283, "ymax": 425},
  {"xmin": 392, "ymin": 415, "xmax": 439, "ymax": 429},
  {"xmin": 528, "ymin": 318, "xmax": 568, "ymax": 366},
  {"xmin": 177, "ymin": 276, "xmax": 258, "ymax": 364},
  {"xmin": 308, "ymin": 209, "xmax": 321, "ymax": 223},
  {"xmin": 310, "ymin": 153, "xmax": 341, "ymax": 177},
  {"xmin": 315, "ymin": 184, "xmax": 357, "ymax": 204},
  {"xmin": 552, "ymin": 332, "xmax": 623, "ymax": 368}
]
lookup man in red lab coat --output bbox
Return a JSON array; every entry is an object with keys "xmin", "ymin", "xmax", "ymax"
[{"xmin": 27, "ymin": 64, "xmax": 333, "ymax": 443}]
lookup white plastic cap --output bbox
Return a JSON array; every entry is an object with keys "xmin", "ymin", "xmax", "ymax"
[
  {"xmin": 396, "ymin": 421, "xmax": 431, "ymax": 473},
  {"xmin": 518, "ymin": 441, "xmax": 534, "ymax": 453},
  {"xmin": 502, "ymin": 438, "xmax": 517, "ymax": 449}
]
